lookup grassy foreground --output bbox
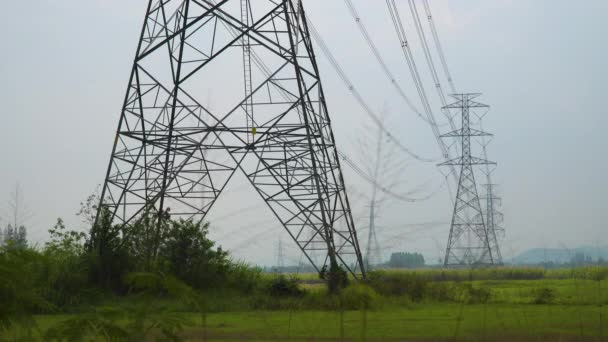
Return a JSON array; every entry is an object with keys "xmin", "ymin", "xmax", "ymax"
[
  {"xmin": 3, "ymin": 267, "xmax": 608, "ymax": 341},
  {"xmin": 3, "ymin": 212, "xmax": 606, "ymax": 340},
  {"xmin": 6, "ymin": 304, "xmax": 606, "ymax": 341},
  {"xmin": 167, "ymin": 304, "xmax": 606, "ymax": 341}
]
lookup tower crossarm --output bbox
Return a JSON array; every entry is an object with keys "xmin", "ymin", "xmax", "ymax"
[
  {"xmin": 439, "ymin": 156, "xmax": 496, "ymax": 167},
  {"xmin": 440, "ymin": 128, "xmax": 492, "ymax": 138}
]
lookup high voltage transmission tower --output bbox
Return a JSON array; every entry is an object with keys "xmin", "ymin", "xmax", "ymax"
[
  {"xmin": 275, "ymin": 237, "xmax": 285, "ymax": 273},
  {"xmin": 363, "ymin": 115, "xmax": 387, "ymax": 271},
  {"xmin": 480, "ymin": 126, "xmax": 504, "ymax": 264},
  {"xmin": 95, "ymin": 0, "xmax": 366, "ymax": 277},
  {"xmin": 440, "ymin": 94, "xmax": 496, "ymax": 267},
  {"xmin": 481, "ymin": 183, "xmax": 504, "ymax": 264},
  {"xmin": 341, "ymin": 0, "xmax": 505, "ymax": 266}
]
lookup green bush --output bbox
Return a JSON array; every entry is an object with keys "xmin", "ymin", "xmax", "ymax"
[
  {"xmin": 299, "ymin": 289, "xmax": 341, "ymax": 311},
  {"xmin": 319, "ymin": 264, "xmax": 349, "ymax": 293},
  {"xmin": 0, "ymin": 245, "xmax": 52, "ymax": 333},
  {"xmin": 40, "ymin": 219, "xmax": 92, "ymax": 309},
  {"xmin": 531, "ymin": 287, "xmax": 555, "ymax": 304},
  {"xmin": 339, "ymin": 283, "xmax": 380, "ymax": 309},
  {"xmin": 223, "ymin": 261, "xmax": 263, "ymax": 293},
  {"xmin": 159, "ymin": 219, "xmax": 230, "ymax": 290},
  {"xmin": 367, "ymin": 270, "xmax": 428, "ymax": 301},
  {"xmin": 426, "ymin": 282, "xmax": 459, "ymax": 302},
  {"xmin": 458, "ymin": 284, "xmax": 492, "ymax": 304},
  {"xmin": 266, "ymin": 274, "xmax": 304, "ymax": 298},
  {"xmin": 38, "ymin": 251, "xmax": 91, "ymax": 309}
]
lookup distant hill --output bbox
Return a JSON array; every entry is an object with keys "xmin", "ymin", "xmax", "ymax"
[{"xmin": 510, "ymin": 246, "xmax": 608, "ymax": 265}]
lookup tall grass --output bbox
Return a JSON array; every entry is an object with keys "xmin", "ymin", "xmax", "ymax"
[{"xmin": 290, "ymin": 266, "xmax": 608, "ymax": 283}]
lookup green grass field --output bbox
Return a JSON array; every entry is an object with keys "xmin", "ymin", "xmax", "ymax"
[
  {"xmin": 5, "ymin": 304, "xmax": 606, "ymax": 341},
  {"xmin": 4, "ymin": 268, "xmax": 608, "ymax": 341},
  {"xmin": 182, "ymin": 304, "xmax": 605, "ymax": 341}
]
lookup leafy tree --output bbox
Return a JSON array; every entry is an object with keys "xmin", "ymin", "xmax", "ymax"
[
  {"xmin": 266, "ymin": 274, "xmax": 304, "ymax": 297},
  {"xmin": 0, "ymin": 244, "xmax": 52, "ymax": 335},
  {"xmin": 16, "ymin": 225, "xmax": 27, "ymax": 248},
  {"xmin": 86, "ymin": 207, "xmax": 132, "ymax": 292},
  {"xmin": 41, "ymin": 218, "xmax": 90, "ymax": 307},
  {"xmin": 76, "ymin": 189, "xmax": 101, "ymax": 226},
  {"xmin": 159, "ymin": 219, "xmax": 229, "ymax": 289},
  {"xmin": 319, "ymin": 264, "xmax": 349, "ymax": 293},
  {"xmin": 46, "ymin": 218, "xmax": 87, "ymax": 255},
  {"xmin": 125, "ymin": 210, "xmax": 171, "ymax": 272},
  {"xmin": 387, "ymin": 252, "xmax": 425, "ymax": 268},
  {"xmin": 2, "ymin": 223, "xmax": 27, "ymax": 249}
]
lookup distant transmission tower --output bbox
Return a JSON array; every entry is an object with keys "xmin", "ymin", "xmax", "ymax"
[
  {"xmin": 481, "ymin": 183, "xmax": 504, "ymax": 264},
  {"xmin": 363, "ymin": 114, "xmax": 385, "ymax": 271},
  {"xmin": 479, "ymin": 123, "xmax": 504, "ymax": 264},
  {"xmin": 276, "ymin": 237, "xmax": 285, "ymax": 273},
  {"xmin": 95, "ymin": 0, "xmax": 366, "ymax": 277},
  {"xmin": 440, "ymin": 94, "xmax": 496, "ymax": 266},
  {"xmin": 365, "ymin": 201, "xmax": 381, "ymax": 270}
]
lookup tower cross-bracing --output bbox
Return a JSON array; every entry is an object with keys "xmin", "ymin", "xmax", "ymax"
[
  {"xmin": 440, "ymin": 93, "xmax": 496, "ymax": 266},
  {"xmin": 95, "ymin": 0, "xmax": 366, "ymax": 277}
]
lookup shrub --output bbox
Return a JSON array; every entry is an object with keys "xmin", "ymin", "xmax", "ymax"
[
  {"xmin": 0, "ymin": 245, "xmax": 53, "ymax": 332},
  {"xmin": 266, "ymin": 275, "xmax": 304, "ymax": 297},
  {"xmin": 426, "ymin": 282, "xmax": 459, "ymax": 302},
  {"xmin": 319, "ymin": 264, "xmax": 349, "ymax": 293},
  {"xmin": 458, "ymin": 284, "xmax": 492, "ymax": 304},
  {"xmin": 159, "ymin": 219, "xmax": 230, "ymax": 289},
  {"xmin": 86, "ymin": 208, "xmax": 133, "ymax": 293},
  {"xmin": 224, "ymin": 261, "xmax": 263, "ymax": 293},
  {"xmin": 340, "ymin": 284, "xmax": 379, "ymax": 309},
  {"xmin": 41, "ymin": 218, "xmax": 91, "ymax": 308},
  {"xmin": 531, "ymin": 287, "xmax": 555, "ymax": 304},
  {"xmin": 367, "ymin": 271, "xmax": 428, "ymax": 301},
  {"xmin": 38, "ymin": 251, "xmax": 91, "ymax": 309}
]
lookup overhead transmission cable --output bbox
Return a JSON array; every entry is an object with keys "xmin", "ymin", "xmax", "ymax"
[
  {"xmin": 306, "ymin": 20, "xmax": 437, "ymax": 163},
  {"xmin": 407, "ymin": 0, "xmax": 461, "ymax": 204},
  {"xmin": 208, "ymin": 1, "xmax": 439, "ymax": 207},
  {"xmin": 418, "ymin": 1, "xmax": 503, "ymax": 243},
  {"xmin": 383, "ymin": 1, "xmax": 449, "ymax": 160},
  {"xmin": 408, "ymin": 0, "xmax": 456, "ymax": 130},
  {"xmin": 421, "ymin": 0, "xmax": 457, "ymax": 94},
  {"xmin": 342, "ymin": 0, "xmax": 438, "ymax": 126},
  {"xmin": 384, "ymin": 0, "xmax": 459, "ymax": 195},
  {"xmin": 339, "ymin": 151, "xmax": 444, "ymax": 203},
  {"xmin": 209, "ymin": 0, "xmax": 435, "ymax": 169}
]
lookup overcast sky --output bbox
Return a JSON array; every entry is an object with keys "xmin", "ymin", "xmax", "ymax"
[{"xmin": 1, "ymin": 0, "xmax": 606, "ymax": 266}]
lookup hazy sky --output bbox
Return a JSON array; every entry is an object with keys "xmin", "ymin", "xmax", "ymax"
[{"xmin": 1, "ymin": 0, "xmax": 606, "ymax": 266}]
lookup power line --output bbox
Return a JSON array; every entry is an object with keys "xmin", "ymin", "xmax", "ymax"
[
  {"xmin": 209, "ymin": 0, "xmax": 436, "ymax": 187},
  {"xmin": 306, "ymin": 19, "xmax": 437, "ymax": 164},
  {"xmin": 414, "ymin": 0, "xmax": 505, "ymax": 265},
  {"xmin": 408, "ymin": 0, "xmax": 456, "ymax": 130},
  {"xmin": 441, "ymin": 94, "xmax": 496, "ymax": 266},
  {"xmin": 339, "ymin": 151, "xmax": 444, "ymax": 203},
  {"xmin": 384, "ymin": 0, "xmax": 444, "ymax": 153},
  {"xmin": 342, "ymin": 0, "xmax": 437, "ymax": 126},
  {"xmin": 421, "ymin": 0, "xmax": 457, "ymax": 94},
  {"xmin": 383, "ymin": 0, "xmax": 460, "ymax": 209}
]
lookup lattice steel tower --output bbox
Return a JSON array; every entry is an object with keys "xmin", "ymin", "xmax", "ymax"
[
  {"xmin": 96, "ymin": 0, "xmax": 366, "ymax": 276},
  {"xmin": 440, "ymin": 94, "xmax": 496, "ymax": 266},
  {"xmin": 481, "ymin": 183, "xmax": 504, "ymax": 264},
  {"xmin": 480, "ymin": 122, "xmax": 504, "ymax": 265},
  {"xmin": 364, "ymin": 115, "xmax": 385, "ymax": 271}
]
